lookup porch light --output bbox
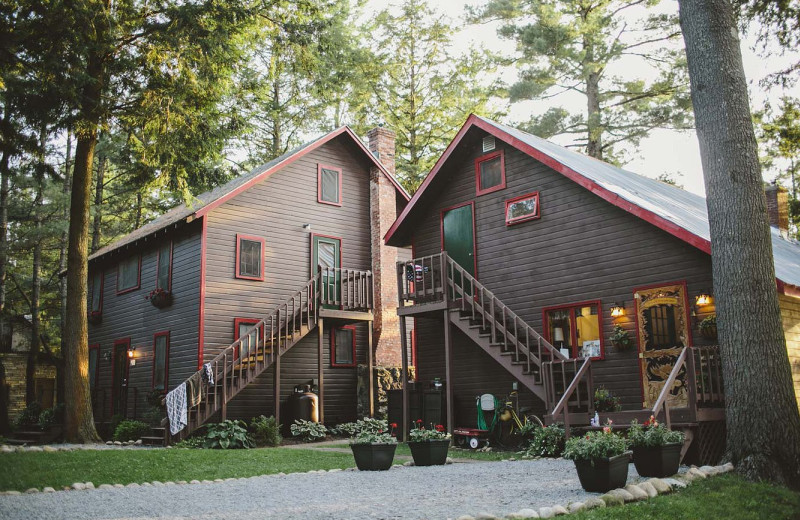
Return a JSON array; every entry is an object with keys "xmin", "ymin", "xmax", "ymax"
[
  {"xmin": 610, "ymin": 303, "xmax": 624, "ymax": 318},
  {"xmin": 303, "ymin": 223, "xmax": 312, "ymax": 233},
  {"xmin": 127, "ymin": 346, "xmax": 135, "ymax": 359},
  {"xmin": 695, "ymin": 292, "xmax": 712, "ymax": 306}
]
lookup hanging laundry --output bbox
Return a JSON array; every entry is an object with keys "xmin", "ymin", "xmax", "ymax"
[
  {"xmin": 165, "ymin": 383, "xmax": 187, "ymax": 435},
  {"xmin": 202, "ymin": 363, "xmax": 214, "ymax": 386}
]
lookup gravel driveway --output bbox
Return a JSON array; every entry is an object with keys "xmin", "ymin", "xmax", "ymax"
[{"xmin": 0, "ymin": 458, "xmax": 636, "ymax": 520}]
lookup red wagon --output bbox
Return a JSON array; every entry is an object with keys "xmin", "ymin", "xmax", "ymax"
[{"xmin": 452, "ymin": 427, "xmax": 490, "ymax": 449}]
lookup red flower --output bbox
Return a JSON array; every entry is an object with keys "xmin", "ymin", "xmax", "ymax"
[
  {"xmin": 390, "ymin": 423, "xmax": 398, "ymax": 428},
  {"xmin": 416, "ymin": 419, "xmax": 422, "ymax": 424},
  {"xmin": 435, "ymin": 425, "xmax": 444, "ymax": 432}
]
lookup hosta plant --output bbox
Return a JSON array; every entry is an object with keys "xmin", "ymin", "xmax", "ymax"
[
  {"xmin": 290, "ymin": 419, "xmax": 328, "ymax": 442},
  {"xmin": 204, "ymin": 420, "xmax": 255, "ymax": 449}
]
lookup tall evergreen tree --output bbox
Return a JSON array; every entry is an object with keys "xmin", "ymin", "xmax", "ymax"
[
  {"xmin": 678, "ymin": 0, "xmax": 800, "ymax": 488},
  {"xmin": 470, "ymin": 0, "xmax": 692, "ymax": 163}
]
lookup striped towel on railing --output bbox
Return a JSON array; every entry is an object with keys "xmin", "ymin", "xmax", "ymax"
[{"xmin": 166, "ymin": 383, "xmax": 187, "ymax": 435}]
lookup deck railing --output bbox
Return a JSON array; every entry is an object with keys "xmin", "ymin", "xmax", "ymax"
[
  {"xmin": 319, "ymin": 267, "xmax": 373, "ymax": 310},
  {"xmin": 397, "ymin": 253, "xmax": 445, "ymax": 304}
]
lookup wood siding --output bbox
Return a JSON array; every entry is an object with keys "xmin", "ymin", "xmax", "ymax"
[
  {"xmin": 88, "ymin": 221, "xmax": 202, "ymax": 421},
  {"xmin": 779, "ymin": 294, "xmax": 800, "ymax": 412},
  {"xmin": 202, "ymin": 136, "xmax": 374, "ymax": 424},
  {"xmin": 409, "ymin": 128, "xmax": 717, "ymax": 425}
]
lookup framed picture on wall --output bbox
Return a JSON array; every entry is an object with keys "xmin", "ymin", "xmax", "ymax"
[{"xmin": 582, "ymin": 340, "xmax": 601, "ymax": 359}]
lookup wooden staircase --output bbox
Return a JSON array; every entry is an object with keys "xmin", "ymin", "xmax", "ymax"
[{"xmin": 163, "ymin": 267, "xmax": 374, "ymax": 445}]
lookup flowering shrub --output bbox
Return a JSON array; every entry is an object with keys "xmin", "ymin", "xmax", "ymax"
[
  {"xmin": 408, "ymin": 420, "xmax": 450, "ymax": 442},
  {"xmin": 593, "ymin": 387, "xmax": 622, "ymax": 412},
  {"xmin": 627, "ymin": 416, "xmax": 685, "ymax": 447},
  {"xmin": 563, "ymin": 429, "xmax": 628, "ymax": 462},
  {"xmin": 290, "ymin": 419, "xmax": 328, "ymax": 442},
  {"xmin": 145, "ymin": 287, "xmax": 171, "ymax": 301},
  {"xmin": 523, "ymin": 424, "xmax": 566, "ymax": 457}
]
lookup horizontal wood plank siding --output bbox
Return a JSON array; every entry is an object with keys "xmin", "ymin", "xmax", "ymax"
[
  {"xmin": 410, "ymin": 128, "xmax": 716, "ymax": 411},
  {"xmin": 203, "ymin": 136, "xmax": 373, "ymax": 424},
  {"xmin": 779, "ymin": 294, "xmax": 800, "ymax": 413},
  {"xmin": 88, "ymin": 221, "xmax": 202, "ymax": 421}
]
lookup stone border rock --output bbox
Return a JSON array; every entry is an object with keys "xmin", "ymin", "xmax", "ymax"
[
  {"xmin": 453, "ymin": 463, "xmax": 735, "ymax": 520},
  {"xmin": 0, "ymin": 441, "xmax": 155, "ymax": 454}
]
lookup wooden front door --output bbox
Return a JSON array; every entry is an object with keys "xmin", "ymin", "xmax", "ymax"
[
  {"xmin": 442, "ymin": 202, "xmax": 476, "ymax": 297},
  {"xmin": 634, "ymin": 283, "xmax": 692, "ymax": 408},
  {"xmin": 312, "ymin": 235, "xmax": 341, "ymax": 308},
  {"xmin": 111, "ymin": 340, "xmax": 129, "ymax": 416}
]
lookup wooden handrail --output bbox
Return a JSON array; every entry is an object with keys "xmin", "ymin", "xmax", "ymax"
[
  {"xmin": 650, "ymin": 346, "xmax": 689, "ymax": 430},
  {"xmin": 549, "ymin": 357, "xmax": 592, "ymax": 438}
]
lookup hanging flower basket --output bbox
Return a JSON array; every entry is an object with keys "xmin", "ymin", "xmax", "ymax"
[
  {"xmin": 146, "ymin": 288, "xmax": 173, "ymax": 309},
  {"xmin": 699, "ymin": 315, "xmax": 717, "ymax": 340}
]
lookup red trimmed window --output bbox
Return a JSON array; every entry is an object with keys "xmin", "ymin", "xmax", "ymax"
[
  {"xmin": 117, "ymin": 255, "xmax": 140, "ymax": 294},
  {"xmin": 152, "ymin": 332, "xmax": 170, "ymax": 391},
  {"xmin": 318, "ymin": 164, "xmax": 342, "ymax": 206},
  {"xmin": 156, "ymin": 241, "xmax": 173, "ymax": 291},
  {"xmin": 505, "ymin": 192, "xmax": 540, "ymax": 225},
  {"xmin": 543, "ymin": 301, "xmax": 604, "ymax": 360},
  {"xmin": 331, "ymin": 325, "xmax": 356, "ymax": 367},
  {"xmin": 234, "ymin": 318, "xmax": 262, "ymax": 359},
  {"xmin": 236, "ymin": 234, "xmax": 265, "ymax": 281},
  {"xmin": 89, "ymin": 270, "xmax": 103, "ymax": 314},
  {"xmin": 88, "ymin": 344, "xmax": 99, "ymax": 390},
  {"xmin": 475, "ymin": 150, "xmax": 505, "ymax": 196}
]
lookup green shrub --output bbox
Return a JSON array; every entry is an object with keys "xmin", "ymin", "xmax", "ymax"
[
  {"xmin": 593, "ymin": 387, "xmax": 622, "ymax": 412},
  {"xmin": 524, "ymin": 424, "xmax": 567, "ymax": 457},
  {"xmin": 113, "ymin": 420, "xmax": 151, "ymax": 442},
  {"xmin": 250, "ymin": 415, "xmax": 282, "ymax": 447},
  {"xmin": 563, "ymin": 430, "xmax": 628, "ymax": 462},
  {"xmin": 290, "ymin": 420, "xmax": 327, "ymax": 442},
  {"xmin": 109, "ymin": 414, "xmax": 125, "ymax": 437},
  {"xmin": 331, "ymin": 417, "xmax": 387, "ymax": 437},
  {"xmin": 173, "ymin": 436, "xmax": 205, "ymax": 449},
  {"xmin": 627, "ymin": 417, "xmax": 685, "ymax": 447},
  {"xmin": 204, "ymin": 420, "xmax": 254, "ymax": 449},
  {"xmin": 37, "ymin": 408, "xmax": 56, "ymax": 430},
  {"xmin": 14, "ymin": 402, "xmax": 42, "ymax": 429}
]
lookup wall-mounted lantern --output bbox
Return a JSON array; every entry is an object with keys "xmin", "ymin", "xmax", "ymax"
[
  {"xmin": 695, "ymin": 292, "xmax": 712, "ymax": 306},
  {"xmin": 128, "ymin": 346, "xmax": 136, "ymax": 366},
  {"xmin": 610, "ymin": 303, "xmax": 625, "ymax": 318}
]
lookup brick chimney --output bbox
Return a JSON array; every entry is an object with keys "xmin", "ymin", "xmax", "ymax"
[
  {"xmin": 765, "ymin": 184, "xmax": 789, "ymax": 235},
  {"xmin": 368, "ymin": 127, "xmax": 402, "ymax": 367}
]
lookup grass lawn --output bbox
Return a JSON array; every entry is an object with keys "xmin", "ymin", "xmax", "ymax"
[
  {"xmin": 0, "ymin": 448, "xmax": 356, "ymax": 491},
  {"xmin": 571, "ymin": 474, "xmax": 800, "ymax": 520}
]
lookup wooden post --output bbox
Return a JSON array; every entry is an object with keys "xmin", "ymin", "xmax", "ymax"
[
  {"xmin": 367, "ymin": 320, "xmax": 375, "ymax": 418},
  {"xmin": 399, "ymin": 315, "xmax": 409, "ymax": 442},
  {"xmin": 221, "ymin": 354, "xmax": 228, "ymax": 421},
  {"xmin": 440, "ymin": 253, "xmax": 454, "ymax": 435},
  {"xmin": 318, "ymin": 318, "xmax": 324, "ymax": 424},
  {"xmin": 274, "ymin": 353, "xmax": 281, "ymax": 425}
]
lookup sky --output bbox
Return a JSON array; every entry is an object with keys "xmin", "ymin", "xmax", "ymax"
[{"xmin": 364, "ymin": 0, "xmax": 800, "ymax": 196}]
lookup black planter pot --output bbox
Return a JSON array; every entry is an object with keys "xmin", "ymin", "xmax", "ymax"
[
  {"xmin": 408, "ymin": 439, "xmax": 450, "ymax": 466},
  {"xmin": 350, "ymin": 443, "xmax": 397, "ymax": 471},
  {"xmin": 632, "ymin": 442, "xmax": 682, "ymax": 478},
  {"xmin": 573, "ymin": 452, "xmax": 631, "ymax": 493}
]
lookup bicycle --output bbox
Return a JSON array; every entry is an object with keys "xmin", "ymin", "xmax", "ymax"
[{"xmin": 492, "ymin": 391, "xmax": 544, "ymax": 450}]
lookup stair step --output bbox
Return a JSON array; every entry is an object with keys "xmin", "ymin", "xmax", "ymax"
[{"xmin": 140, "ymin": 436, "xmax": 165, "ymax": 445}]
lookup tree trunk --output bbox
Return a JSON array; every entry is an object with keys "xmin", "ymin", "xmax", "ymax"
[
  {"xmin": 134, "ymin": 191, "xmax": 142, "ymax": 229},
  {"xmin": 27, "ymin": 127, "xmax": 46, "ymax": 405},
  {"xmin": 584, "ymin": 36, "xmax": 602, "ymax": 160},
  {"xmin": 91, "ymin": 154, "xmax": 105, "ymax": 252},
  {"xmin": 64, "ymin": 34, "xmax": 105, "ymax": 442},
  {"xmin": 678, "ymin": 0, "xmax": 800, "ymax": 488},
  {"xmin": 0, "ymin": 104, "xmax": 11, "ymax": 322},
  {"xmin": 57, "ymin": 129, "xmax": 71, "ymax": 407}
]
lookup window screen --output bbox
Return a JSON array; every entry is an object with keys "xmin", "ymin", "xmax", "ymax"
[
  {"xmin": 88, "ymin": 348, "xmax": 98, "ymax": 389},
  {"xmin": 118, "ymin": 256, "xmax": 139, "ymax": 291},
  {"xmin": 238, "ymin": 238, "xmax": 262, "ymax": 279},
  {"xmin": 157, "ymin": 243, "xmax": 171, "ymax": 290},
  {"xmin": 153, "ymin": 334, "xmax": 168, "ymax": 391},
  {"xmin": 320, "ymin": 167, "xmax": 340, "ymax": 204},
  {"xmin": 89, "ymin": 271, "xmax": 102, "ymax": 312},
  {"xmin": 333, "ymin": 327, "xmax": 355, "ymax": 366},
  {"xmin": 479, "ymin": 156, "xmax": 503, "ymax": 191},
  {"xmin": 238, "ymin": 322, "xmax": 259, "ymax": 359}
]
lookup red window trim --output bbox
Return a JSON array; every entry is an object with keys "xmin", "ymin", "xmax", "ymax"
[
  {"xmin": 234, "ymin": 317, "xmax": 263, "ymax": 360},
  {"xmin": 439, "ymin": 201, "xmax": 478, "ymax": 279},
  {"xmin": 331, "ymin": 325, "xmax": 357, "ymax": 367},
  {"xmin": 475, "ymin": 149, "xmax": 506, "ymax": 196},
  {"xmin": 152, "ymin": 331, "xmax": 170, "ymax": 391},
  {"xmin": 116, "ymin": 255, "xmax": 141, "ymax": 295},
  {"xmin": 111, "ymin": 338, "xmax": 131, "ymax": 416},
  {"xmin": 317, "ymin": 164, "xmax": 343, "ymax": 207},
  {"xmin": 235, "ymin": 234, "xmax": 265, "ymax": 281},
  {"xmin": 541, "ymin": 300, "xmax": 605, "ymax": 361},
  {"xmin": 89, "ymin": 270, "xmax": 104, "ymax": 314},
  {"xmin": 505, "ymin": 191, "xmax": 541, "ymax": 226},
  {"xmin": 156, "ymin": 241, "xmax": 174, "ymax": 291},
  {"xmin": 88, "ymin": 344, "xmax": 100, "ymax": 390}
]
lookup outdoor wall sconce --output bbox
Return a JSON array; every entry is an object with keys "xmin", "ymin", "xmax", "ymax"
[
  {"xmin": 610, "ymin": 303, "xmax": 625, "ymax": 318},
  {"xmin": 695, "ymin": 292, "xmax": 712, "ymax": 306},
  {"xmin": 128, "ymin": 346, "xmax": 136, "ymax": 366},
  {"xmin": 303, "ymin": 223, "xmax": 312, "ymax": 233}
]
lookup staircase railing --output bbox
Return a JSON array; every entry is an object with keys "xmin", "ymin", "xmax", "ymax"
[
  {"xmin": 546, "ymin": 357, "xmax": 593, "ymax": 437},
  {"xmin": 319, "ymin": 267, "xmax": 373, "ymax": 310}
]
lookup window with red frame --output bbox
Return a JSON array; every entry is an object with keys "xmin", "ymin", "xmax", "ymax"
[
  {"xmin": 153, "ymin": 332, "xmax": 169, "ymax": 391},
  {"xmin": 331, "ymin": 326, "xmax": 356, "ymax": 367},
  {"xmin": 88, "ymin": 344, "xmax": 99, "ymax": 390},
  {"xmin": 117, "ymin": 255, "xmax": 140, "ymax": 293},
  {"xmin": 88, "ymin": 270, "xmax": 103, "ymax": 313},
  {"xmin": 475, "ymin": 150, "xmax": 505, "ymax": 195},
  {"xmin": 235, "ymin": 318, "xmax": 262, "ymax": 359},
  {"xmin": 318, "ymin": 164, "xmax": 342, "ymax": 206},
  {"xmin": 236, "ymin": 235, "xmax": 264, "ymax": 281},
  {"xmin": 543, "ymin": 302, "xmax": 604, "ymax": 360},
  {"xmin": 505, "ymin": 192, "xmax": 540, "ymax": 225},
  {"xmin": 156, "ymin": 241, "xmax": 173, "ymax": 291}
]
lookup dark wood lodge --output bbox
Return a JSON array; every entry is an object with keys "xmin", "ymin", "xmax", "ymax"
[
  {"xmin": 385, "ymin": 115, "xmax": 800, "ymax": 464},
  {"xmin": 87, "ymin": 126, "xmax": 410, "ymax": 442}
]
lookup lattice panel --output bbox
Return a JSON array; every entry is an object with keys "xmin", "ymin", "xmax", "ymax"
[{"xmin": 696, "ymin": 420, "xmax": 726, "ymax": 465}]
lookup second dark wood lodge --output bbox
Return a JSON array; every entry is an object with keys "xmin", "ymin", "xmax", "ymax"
[{"xmin": 385, "ymin": 115, "xmax": 800, "ymax": 464}]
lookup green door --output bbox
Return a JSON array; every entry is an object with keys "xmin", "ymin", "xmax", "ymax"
[
  {"xmin": 442, "ymin": 203, "xmax": 475, "ymax": 297},
  {"xmin": 312, "ymin": 235, "xmax": 341, "ymax": 308},
  {"xmin": 111, "ymin": 342, "xmax": 129, "ymax": 416}
]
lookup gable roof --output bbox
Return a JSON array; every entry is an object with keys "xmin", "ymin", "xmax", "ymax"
[
  {"xmin": 90, "ymin": 126, "xmax": 409, "ymax": 262},
  {"xmin": 385, "ymin": 114, "xmax": 800, "ymax": 293}
]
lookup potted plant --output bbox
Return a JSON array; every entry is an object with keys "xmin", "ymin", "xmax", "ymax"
[
  {"xmin": 593, "ymin": 387, "xmax": 622, "ymax": 412},
  {"xmin": 610, "ymin": 325, "xmax": 633, "ymax": 350},
  {"xmin": 699, "ymin": 315, "xmax": 717, "ymax": 339},
  {"xmin": 349, "ymin": 427, "xmax": 397, "ymax": 471},
  {"xmin": 628, "ymin": 416, "xmax": 685, "ymax": 478},
  {"xmin": 408, "ymin": 419, "xmax": 451, "ymax": 466},
  {"xmin": 563, "ymin": 426, "xmax": 631, "ymax": 492},
  {"xmin": 146, "ymin": 287, "xmax": 173, "ymax": 309}
]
